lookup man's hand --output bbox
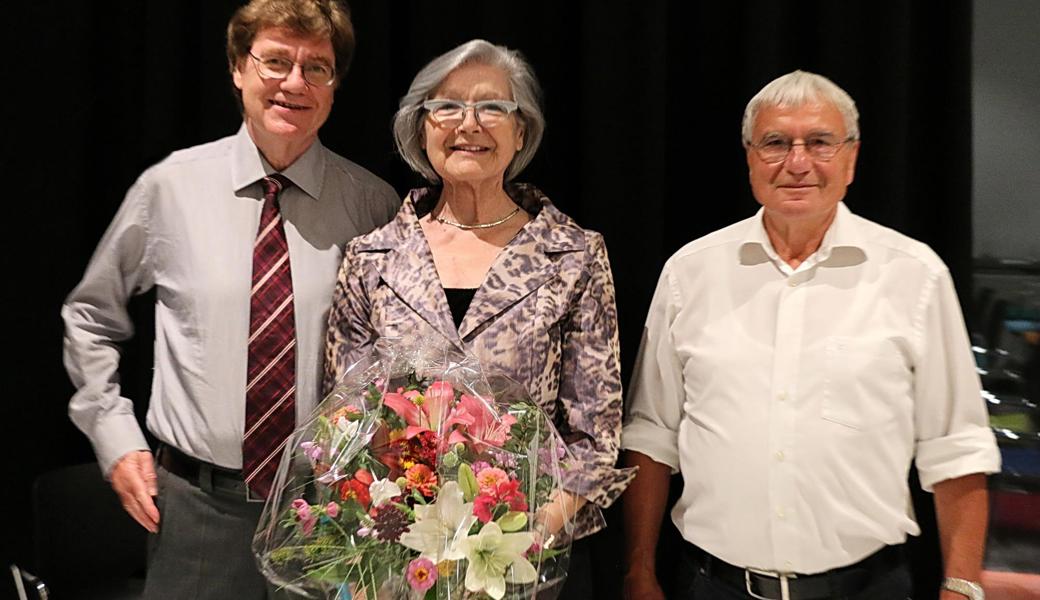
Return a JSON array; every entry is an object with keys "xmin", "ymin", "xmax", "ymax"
[
  {"xmin": 623, "ymin": 569, "xmax": 666, "ymax": 600},
  {"xmin": 110, "ymin": 450, "xmax": 160, "ymax": 533}
]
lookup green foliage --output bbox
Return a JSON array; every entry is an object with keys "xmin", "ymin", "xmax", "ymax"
[
  {"xmin": 457, "ymin": 462, "xmax": 478, "ymax": 501},
  {"xmin": 496, "ymin": 511, "xmax": 528, "ymax": 532}
]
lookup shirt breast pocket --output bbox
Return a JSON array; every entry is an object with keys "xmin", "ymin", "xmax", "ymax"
[{"xmin": 822, "ymin": 336, "xmax": 910, "ymax": 430}]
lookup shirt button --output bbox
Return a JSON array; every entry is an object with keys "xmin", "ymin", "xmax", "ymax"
[
  {"xmin": 788, "ymin": 279, "xmax": 798, "ymax": 287},
  {"xmin": 784, "ymin": 561, "xmax": 793, "ymax": 570},
  {"xmin": 776, "ymin": 507, "xmax": 786, "ymax": 519},
  {"xmin": 777, "ymin": 392, "xmax": 787, "ymax": 402},
  {"xmin": 775, "ymin": 451, "xmax": 785, "ymax": 461}
]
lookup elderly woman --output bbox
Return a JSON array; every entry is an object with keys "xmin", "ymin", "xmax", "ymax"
[{"xmin": 323, "ymin": 39, "xmax": 635, "ymax": 592}]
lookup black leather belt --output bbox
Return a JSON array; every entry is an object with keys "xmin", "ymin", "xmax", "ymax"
[
  {"xmin": 157, "ymin": 444, "xmax": 257, "ymax": 501},
  {"xmin": 688, "ymin": 544, "xmax": 904, "ymax": 600}
]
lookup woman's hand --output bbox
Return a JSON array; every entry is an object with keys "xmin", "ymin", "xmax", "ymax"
[{"xmin": 536, "ymin": 490, "xmax": 588, "ymax": 538}]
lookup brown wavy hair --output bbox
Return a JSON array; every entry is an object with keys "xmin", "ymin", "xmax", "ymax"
[{"xmin": 226, "ymin": 0, "xmax": 354, "ymax": 105}]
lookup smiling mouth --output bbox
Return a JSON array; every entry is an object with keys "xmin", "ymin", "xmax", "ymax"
[
  {"xmin": 270, "ymin": 99, "xmax": 310, "ymax": 110},
  {"xmin": 450, "ymin": 144, "xmax": 490, "ymax": 152}
]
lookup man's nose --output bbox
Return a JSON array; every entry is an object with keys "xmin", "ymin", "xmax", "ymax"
[
  {"xmin": 281, "ymin": 64, "xmax": 309, "ymax": 92},
  {"xmin": 783, "ymin": 143, "xmax": 813, "ymax": 172}
]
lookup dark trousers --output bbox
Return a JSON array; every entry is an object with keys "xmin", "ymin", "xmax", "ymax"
[
  {"xmin": 144, "ymin": 465, "xmax": 297, "ymax": 600},
  {"xmin": 673, "ymin": 546, "xmax": 913, "ymax": 600}
]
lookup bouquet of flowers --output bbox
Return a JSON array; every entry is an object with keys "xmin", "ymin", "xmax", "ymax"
[{"xmin": 254, "ymin": 337, "xmax": 574, "ymax": 599}]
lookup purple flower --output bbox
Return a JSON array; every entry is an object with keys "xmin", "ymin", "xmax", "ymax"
[
  {"xmin": 372, "ymin": 505, "xmax": 411, "ymax": 542},
  {"xmin": 537, "ymin": 444, "xmax": 567, "ymax": 476},
  {"xmin": 487, "ymin": 449, "xmax": 518, "ymax": 470},
  {"xmin": 300, "ymin": 441, "xmax": 323, "ymax": 462}
]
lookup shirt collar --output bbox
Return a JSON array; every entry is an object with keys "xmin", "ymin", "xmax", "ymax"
[
  {"xmin": 738, "ymin": 202, "xmax": 867, "ymax": 269},
  {"xmin": 229, "ymin": 124, "xmax": 326, "ymax": 200}
]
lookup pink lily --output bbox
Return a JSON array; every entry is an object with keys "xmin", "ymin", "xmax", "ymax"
[
  {"xmin": 458, "ymin": 394, "xmax": 516, "ymax": 452},
  {"xmin": 383, "ymin": 381, "xmax": 472, "ymax": 446}
]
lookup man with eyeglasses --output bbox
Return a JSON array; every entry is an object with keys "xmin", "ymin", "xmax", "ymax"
[
  {"xmin": 622, "ymin": 71, "xmax": 999, "ymax": 600},
  {"xmin": 62, "ymin": 1, "xmax": 397, "ymax": 597}
]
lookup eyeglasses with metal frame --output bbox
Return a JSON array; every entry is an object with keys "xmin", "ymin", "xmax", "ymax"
[
  {"xmin": 750, "ymin": 135, "xmax": 855, "ymax": 164},
  {"xmin": 422, "ymin": 99, "xmax": 520, "ymax": 129},
  {"xmin": 247, "ymin": 51, "xmax": 336, "ymax": 87}
]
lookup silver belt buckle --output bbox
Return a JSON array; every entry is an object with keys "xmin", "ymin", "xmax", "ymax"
[{"xmin": 745, "ymin": 567, "xmax": 796, "ymax": 600}]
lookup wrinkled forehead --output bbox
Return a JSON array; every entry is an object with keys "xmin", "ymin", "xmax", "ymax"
[
  {"xmin": 246, "ymin": 26, "xmax": 333, "ymax": 58},
  {"xmin": 752, "ymin": 99, "xmax": 848, "ymax": 137},
  {"xmin": 432, "ymin": 61, "xmax": 513, "ymax": 100}
]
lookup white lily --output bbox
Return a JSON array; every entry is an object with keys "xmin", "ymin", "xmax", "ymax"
[
  {"xmin": 398, "ymin": 481, "xmax": 477, "ymax": 562},
  {"xmin": 335, "ymin": 415, "xmax": 360, "ymax": 435},
  {"xmin": 368, "ymin": 477, "xmax": 402, "ymax": 507},
  {"xmin": 458, "ymin": 522, "xmax": 537, "ymax": 600},
  {"xmin": 328, "ymin": 417, "xmax": 360, "ymax": 446}
]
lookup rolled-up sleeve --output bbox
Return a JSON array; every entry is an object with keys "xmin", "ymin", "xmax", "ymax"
[
  {"xmin": 62, "ymin": 176, "xmax": 155, "ymax": 475},
  {"xmin": 557, "ymin": 233, "xmax": 637, "ymax": 515},
  {"xmin": 622, "ymin": 262, "xmax": 685, "ymax": 473},
  {"xmin": 913, "ymin": 269, "xmax": 1001, "ymax": 491}
]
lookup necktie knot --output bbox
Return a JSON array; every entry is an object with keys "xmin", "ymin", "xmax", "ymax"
[{"xmin": 261, "ymin": 174, "xmax": 292, "ymax": 203}]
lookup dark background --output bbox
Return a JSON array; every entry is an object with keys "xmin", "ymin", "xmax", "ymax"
[{"xmin": 3, "ymin": 1, "xmax": 972, "ymax": 598}]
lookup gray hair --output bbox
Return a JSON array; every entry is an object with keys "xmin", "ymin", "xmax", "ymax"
[
  {"xmin": 741, "ymin": 70, "xmax": 860, "ymax": 145},
  {"xmin": 392, "ymin": 39, "xmax": 546, "ymax": 183}
]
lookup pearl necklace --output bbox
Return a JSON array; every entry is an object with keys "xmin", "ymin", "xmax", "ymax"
[{"xmin": 435, "ymin": 206, "xmax": 521, "ymax": 230}]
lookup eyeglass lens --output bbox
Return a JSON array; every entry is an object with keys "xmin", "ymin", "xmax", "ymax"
[
  {"xmin": 756, "ymin": 137, "xmax": 845, "ymax": 162},
  {"xmin": 252, "ymin": 54, "xmax": 334, "ymax": 86},
  {"xmin": 428, "ymin": 101, "xmax": 515, "ymax": 128}
]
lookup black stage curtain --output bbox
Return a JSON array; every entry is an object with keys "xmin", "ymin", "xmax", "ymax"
[{"xmin": 3, "ymin": 2, "xmax": 970, "ymax": 598}]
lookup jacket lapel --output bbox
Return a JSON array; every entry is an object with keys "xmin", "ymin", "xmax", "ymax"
[
  {"xmin": 362, "ymin": 191, "xmax": 460, "ymax": 344},
  {"xmin": 459, "ymin": 185, "xmax": 585, "ymax": 340},
  {"xmin": 459, "ymin": 231, "xmax": 557, "ymax": 340},
  {"xmin": 365, "ymin": 185, "xmax": 587, "ymax": 344}
]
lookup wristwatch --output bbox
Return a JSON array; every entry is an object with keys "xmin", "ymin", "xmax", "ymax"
[{"xmin": 942, "ymin": 577, "xmax": 985, "ymax": 600}]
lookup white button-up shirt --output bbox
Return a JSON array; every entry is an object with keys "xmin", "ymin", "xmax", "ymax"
[
  {"xmin": 63, "ymin": 126, "xmax": 398, "ymax": 474},
  {"xmin": 622, "ymin": 202, "xmax": 1000, "ymax": 574}
]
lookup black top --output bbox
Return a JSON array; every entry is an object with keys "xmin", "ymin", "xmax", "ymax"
[{"xmin": 444, "ymin": 287, "xmax": 478, "ymax": 328}]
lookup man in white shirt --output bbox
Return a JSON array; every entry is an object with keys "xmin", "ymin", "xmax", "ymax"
[
  {"xmin": 621, "ymin": 71, "xmax": 1000, "ymax": 600},
  {"xmin": 62, "ymin": 1, "xmax": 398, "ymax": 598}
]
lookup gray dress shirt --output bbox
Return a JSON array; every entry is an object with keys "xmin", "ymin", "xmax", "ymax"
[{"xmin": 63, "ymin": 125, "xmax": 399, "ymax": 474}]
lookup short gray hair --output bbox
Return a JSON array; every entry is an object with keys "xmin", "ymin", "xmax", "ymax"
[
  {"xmin": 392, "ymin": 39, "xmax": 546, "ymax": 183},
  {"xmin": 741, "ymin": 70, "xmax": 860, "ymax": 145}
]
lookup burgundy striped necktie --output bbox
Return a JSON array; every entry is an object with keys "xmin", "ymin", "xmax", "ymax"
[{"xmin": 243, "ymin": 174, "xmax": 296, "ymax": 499}]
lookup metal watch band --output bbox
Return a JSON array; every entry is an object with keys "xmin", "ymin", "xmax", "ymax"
[{"xmin": 942, "ymin": 577, "xmax": 985, "ymax": 600}]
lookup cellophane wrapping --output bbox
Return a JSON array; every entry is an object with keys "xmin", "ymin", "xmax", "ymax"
[{"xmin": 254, "ymin": 336, "xmax": 574, "ymax": 599}]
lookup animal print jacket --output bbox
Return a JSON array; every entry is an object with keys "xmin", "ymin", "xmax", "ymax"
[{"xmin": 324, "ymin": 183, "xmax": 636, "ymax": 538}]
